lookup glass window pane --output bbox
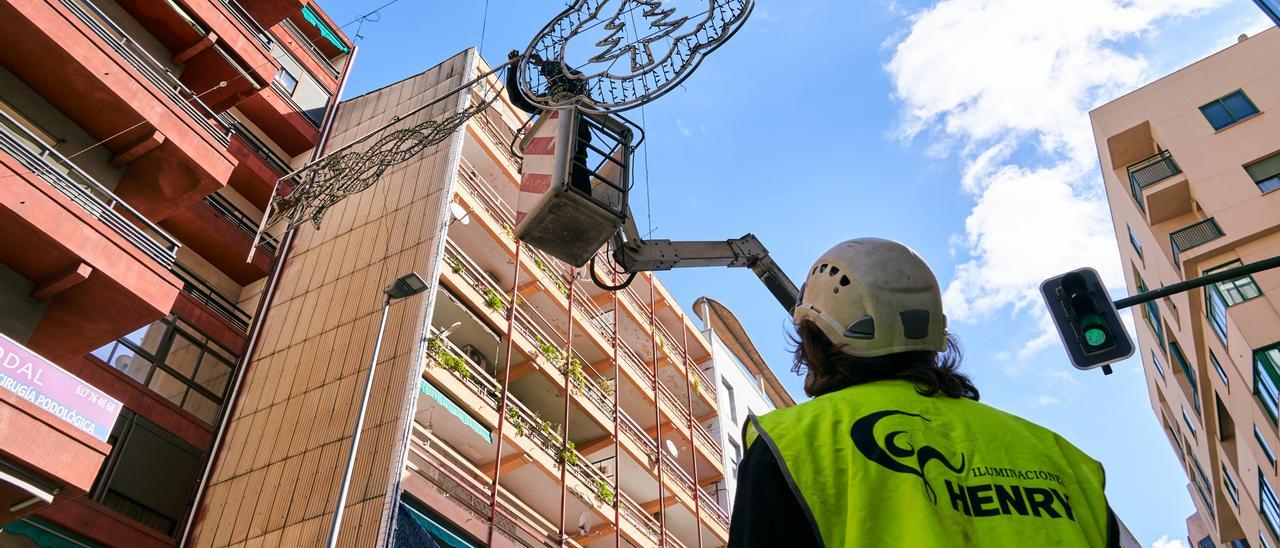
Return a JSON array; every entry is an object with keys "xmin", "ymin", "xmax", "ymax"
[
  {"xmin": 183, "ymin": 392, "xmax": 219, "ymax": 424},
  {"xmin": 121, "ymin": 320, "xmax": 168, "ymax": 356},
  {"xmin": 1201, "ymin": 101, "xmax": 1234, "ymax": 130},
  {"xmin": 111, "ymin": 347, "xmax": 153, "ymax": 385},
  {"xmin": 165, "ymin": 333, "xmax": 202, "ymax": 378},
  {"xmin": 1261, "ymin": 176, "xmax": 1280, "ymax": 194},
  {"xmin": 1223, "ymin": 91, "xmax": 1259, "ymax": 119},
  {"xmin": 147, "ymin": 369, "xmax": 187, "ymax": 407},
  {"xmin": 1258, "ymin": 347, "xmax": 1280, "ymax": 421},
  {"xmin": 194, "ymin": 355, "xmax": 233, "ymax": 398},
  {"xmin": 91, "ymin": 341, "xmax": 119, "ymax": 364}
]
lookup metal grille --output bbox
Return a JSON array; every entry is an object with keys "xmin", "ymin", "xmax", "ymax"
[
  {"xmin": 1127, "ymin": 150, "xmax": 1181, "ymax": 211},
  {"xmin": 1170, "ymin": 218, "xmax": 1224, "ymax": 262}
]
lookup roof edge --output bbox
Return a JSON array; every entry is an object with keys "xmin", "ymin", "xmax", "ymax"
[{"xmin": 693, "ymin": 297, "xmax": 796, "ymax": 408}]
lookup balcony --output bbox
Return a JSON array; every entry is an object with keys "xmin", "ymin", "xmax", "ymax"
[
  {"xmin": 170, "ymin": 264, "xmax": 251, "ymax": 333},
  {"xmin": 159, "ymin": 192, "xmax": 276, "ymax": 284},
  {"xmin": 222, "ymin": 115, "xmax": 292, "ymax": 209},
  {"xmin": 1170, "ymin": 218, "xmax": 1225, "ymax": 265},
  {"xmin": 1129, "ymin": 151, "xmax": 1193, "ymax": 226},
  {"xmin": 111, "ymin": 0, "xmax": 276, "ymax": 110},
  {"xmin": 0, "ymin": 107, "xmax": 182, "ymax": 360},
  {"xmin": 0, "ymin": 0, "xmax": 237, "ymax": 220}
]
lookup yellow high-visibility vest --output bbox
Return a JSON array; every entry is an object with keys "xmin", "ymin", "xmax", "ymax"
[{"xmin": 745, "ymin": 380, "xmax": 1111, "ymax": 547}]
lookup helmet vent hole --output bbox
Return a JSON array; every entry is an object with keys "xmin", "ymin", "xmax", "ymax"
[
  {"xmin": 828, "ymin": 267, "xmax": 840, "ymax": 276},
  {"xmin": 819, "ymin": 264, "xmax": 828, "ymax": 273},
  {"xmin": 832, "ymin": 288, "xmax": 839, "ymax": 294},
  {"xmin": 839, "ymin": 275, "xmax": 850, "ymax": 287},
  {"xmin": 900, "ymin": 310, "xmax": 931, "ymax": 340}
]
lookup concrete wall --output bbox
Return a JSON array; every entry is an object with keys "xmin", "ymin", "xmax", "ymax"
[
  {"xmin": 1091, "ymin": 26, "xmax": 1280, "ymax": 546},
  {"xmin": 188, "ymin": 49, "xmax": 475, "ymax": 547},
  {"xmin": 704, "ymin": 328, "xmax": 775, "ymax": 509}
]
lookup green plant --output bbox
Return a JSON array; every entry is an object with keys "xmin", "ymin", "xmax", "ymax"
[
  {"xmin": 691, "ymin": 376, "xmax": 701, "ymax": 394},
  {"xmin": 448, "ymin": 257, "xmax": 464, "ymax": 275},
  {"xmin": 440, "ymin": 352, "xmax": 470, "ymax": 380},
  {"xmin": 593, "ymin": 478, "xmax": 615, "ymax": 506},
  {"xmin": 481, "ymin": 286, "xmax": 505, "ymax": 312},
  {"xmin": 536, "ymin": 338, "xmax": 563, "ymax": 365},
  {"xmin": 559, "ymin": 440, "xmax": 579, "ymax": 466},
  {"xmin": 656, "ymin": 332, "xmax": 666, "ymax": 351},
  {"xmin": 560, "ymin": 356, "xmax": 586, "ymax": 390},
  {"xmin": 507, "ymin": 407, "xmax": 526, "ymax": 437},
  {"xmin": 538, "ymin": 418, "xmax": 556, "ymax": 439},
  {"xmin": 502, "ymin": 223, "xmax": 515, "ymax": 240}
]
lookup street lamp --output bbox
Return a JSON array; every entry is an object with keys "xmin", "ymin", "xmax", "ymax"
[{"xmin": 327, "ymin": 272, "xmax": 428, "ymax": 548}]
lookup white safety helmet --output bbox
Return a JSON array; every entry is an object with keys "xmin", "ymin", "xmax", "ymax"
[{"xmin": 792, "ymin": 238, "xmax": 947, "ymax": 357}]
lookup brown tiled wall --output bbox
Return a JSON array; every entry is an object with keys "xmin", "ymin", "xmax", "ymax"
[{"xmin": 189, "ymin": 49, "xmax": 477, "ymax": 547}]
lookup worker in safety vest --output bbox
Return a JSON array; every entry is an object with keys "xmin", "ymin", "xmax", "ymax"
[{"xmin": 728, "ymin": 238, "xmax": 1121, "ymax": 547}]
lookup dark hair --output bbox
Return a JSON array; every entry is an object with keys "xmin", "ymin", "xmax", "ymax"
[{"xmin": 791, "ymin": 320, "xmax": 979, "ymax": 401}]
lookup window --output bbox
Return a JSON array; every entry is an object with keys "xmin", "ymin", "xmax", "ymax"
[
  {"xmin": 1201, "ymin": 90, "xmax": 1260, "ymax": 131},
  {"xmin": 1208, "ymin": 261, "xmax": 1264, "ymax": 305},
  {"xmin": 728, "ymin": 438, "xmax": 742, "ymax": 478},
  {"xmin": 721, "ymin": 379, "xmax": 737, "ymax": 425},
  {"xmin": 1258, "ymin": 344, "xmax": 1280, "ymax": 422},
  {"xmin": 92, "ymin": 315, "xmax": 237, "ymax": 424},
  {"xmin": 1128, "ymin": 225, "xmax": 1143, "ymax": 259},
  {"xmin": 1183, "ymin": 406, "xmax": 1198, "ymax": 438},
  {"xmin": 1258, "ymin": 425, "xmax": 1277, "ymax": 467},
  {"xmin": 1190, "ymin": 450, "xmax": 1214, "ymax": 518},
  {"xmin": 90, "ymin": 410, "xmax": 204, "ymax": 536},
  {"xmin": 1264, "ymin": 532, "xmax": 1272, "ymax": 548},
  {"xmin": 1262, "ymin": 472, "xmax": 1280, "ymax": 540},
  {"xmin": 1171, "ymin": 342, "xmax": 1199, "ymax": 413},
  {"xmin": 1224, "ymin": 464, "xmax": 1240, "ymax": 507},
  {"xmin": 1209, "ymin": 284, "xmax": 1230, "ymax": 345},
  {"xmin": 1246, "ymin": 152, "xmax": 1280, "ymax": 194},
  {"xmin": 1138, "ymin": 280, "xmax": 1166, "ymax": 351},
  {"xmin": 1152, "ymin": 351, "xmax": 1166, "ymax": 379},
  {"xmin": 273, "ymin": 67, "xmax": 299, "ymax": 94},
  {"xmin": 1213, "ymin": 351, "xmax": 1229, "ymax": 386}
]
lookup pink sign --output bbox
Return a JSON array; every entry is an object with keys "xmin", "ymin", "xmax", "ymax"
[{"xmin": 0, "ymin": 332, "xmax": 121, "ymax": 442}]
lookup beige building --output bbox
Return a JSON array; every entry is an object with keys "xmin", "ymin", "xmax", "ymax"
[
  {"xmin": 1091, "ymin": 28, "xmax": 1280, "ymax": 547},
  {"xmin": 188, "ymin": 48, "xmax": 749, "ymax": 547}
]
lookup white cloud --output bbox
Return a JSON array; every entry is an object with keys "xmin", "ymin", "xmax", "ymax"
[
  {"xmin": 885, "ymin": 0, "xmax": 1227, "ymax": 358},
  {"xmin": 1035, "ymin": 394, "xmax": 1062, "ymax": 407},
  {"xmin": 1152, "ymin": 534, "xmax": 1189, "ymax": 548}
]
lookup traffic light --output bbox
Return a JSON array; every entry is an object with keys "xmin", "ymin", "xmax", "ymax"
[{"xmin": 1040, "ymin": 268, "xmax": 1135, "ymax": 371}]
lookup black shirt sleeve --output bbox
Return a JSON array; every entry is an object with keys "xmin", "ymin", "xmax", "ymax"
[{"xmin": 728, "ymin": 439, "xmax": 822, "ymax": 548}]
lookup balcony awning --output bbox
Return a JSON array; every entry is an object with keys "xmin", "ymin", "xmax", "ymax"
[
  {"xmin": 300, "ymin": 6, "xmax": 349, "ymax": 53},
  {"xmin": 418, "ymin": 379, "xmax": 491, "ymax": 443},
  {"xmin": 395, "ymin": 500, "xmax": 476, "ymax": 548}
]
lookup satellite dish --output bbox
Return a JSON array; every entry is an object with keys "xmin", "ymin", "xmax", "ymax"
[
  {"xmin": 578, "ymin": 511, "xmax": 594, "ymax": 536},
  {"xmin": 665, "ymin": 439, "xmax": 679, "ymax": 458}
]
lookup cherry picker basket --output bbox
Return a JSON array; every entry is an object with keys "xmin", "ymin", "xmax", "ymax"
[{"xmin": 515, "ymin": 107, "xmax": 633, "ymax": 267}]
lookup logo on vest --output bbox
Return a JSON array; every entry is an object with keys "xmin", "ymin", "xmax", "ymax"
[
  {"xmin": 850, "ymin": 410, "xmax": 966, "ymax": 504},
  {"xmin": 850, "ymin": 410, "xmax": 1077, "ymax": 521}
]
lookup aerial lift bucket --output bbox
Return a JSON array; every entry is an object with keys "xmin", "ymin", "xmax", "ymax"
[{"xmin": 515, "ymin": 107, "xmax": 633, "ymax": 267}]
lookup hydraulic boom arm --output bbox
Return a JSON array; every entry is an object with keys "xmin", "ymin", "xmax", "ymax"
[{"xmin": 611, "ymin": 229, "xmax": 801, "ymax": 313}]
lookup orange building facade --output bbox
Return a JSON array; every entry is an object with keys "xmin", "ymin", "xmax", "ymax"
[
  {"xmin": 0, "ymin": 0, "xmax": 352, "ymax": 545},
  {"xmin": 1092, "ymin": 28, "xmax": 1280, "ymax": 548}
]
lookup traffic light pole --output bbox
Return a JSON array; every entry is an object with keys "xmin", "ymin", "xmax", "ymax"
[{"xmin": 1111, "ymin": 255, "xmax": 1280, "ymax": 310}]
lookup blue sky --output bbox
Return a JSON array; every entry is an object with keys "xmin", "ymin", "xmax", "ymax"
[{"xmin": 318, "ymin": 1, "xmax": 1272, "ymax": 545}]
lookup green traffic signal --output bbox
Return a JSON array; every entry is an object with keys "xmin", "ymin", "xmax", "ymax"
[{"xmin": 1080, "ymin": 314, "xmax": 1108, "ymax": 348}]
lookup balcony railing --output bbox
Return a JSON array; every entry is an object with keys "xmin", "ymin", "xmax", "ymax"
[
  {"xmin": 171, "ymin": 264, "xmax": 251, "ymax": 332},
  {"xmin": 471, "ymin": 92, "xmax": 521, "ymax": 167},
  {"xmin": 218, "ymin": 0, "xmax": 274, "ymax": 48},
  {"xmin": 1127, "ymin": 150, "xmax": 1181, "ymax": 211},
  {"xmin": 456, "ymin": 161, "xmax": 516, "ymax": 228},
  {"xmin": 698, "ymin": 485, "xmax": 731, "ymax": 529},
  {"xmin": 62, "ymin": 0, "xmax": 232, "ymax": 147},
  {"xmin": 205, "ymin": 193, "xmax": 280, "ymax": 255},
  {"xmin": 221, "ymin": 114, "xmax": 291, "ymax": 175},
  {"xmin": 619, "ymin": 411, "xmax": 659, "ymax": 462},
  {"xmin": 280, "ymin": 18, "xmax": 340, "ymax": 77},
  {"xmin": 426, "ymin": 328, "xmax": 612, "ymax": 510},
  {"xmin": 0, "ymin": 109, "xmax": 180, "ymax": 267},
  {"xmin": 692, "ymin": 420, "xmax": 723, "ymax": 461},
  {"xmin": 619, "ymin": 491, "xmax": 661, "ymax": 544},
  {"xmin": 1170, "ymin": 218, "xmax": 1224, "ymax": 264}
]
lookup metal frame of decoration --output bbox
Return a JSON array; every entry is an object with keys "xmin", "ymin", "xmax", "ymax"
[{"xmin": 517, "ymin": 0, "xmax": 754, "ymax": 113}]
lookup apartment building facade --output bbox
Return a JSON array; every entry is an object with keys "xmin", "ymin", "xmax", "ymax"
[
  {"xmin": 0, "ymin": 0, "xmax": 352, "ymax": 545},
  {"xmin": 1091, "ymin": 28, "xmax": 1280, "ymax": 548},
  {"xmin": 188, "ymin": 49, "xmax": 740, "ymax": 547},
  {"xmin": 692, "ymin": 297, "xmax": 794, "ymax": 510}
]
